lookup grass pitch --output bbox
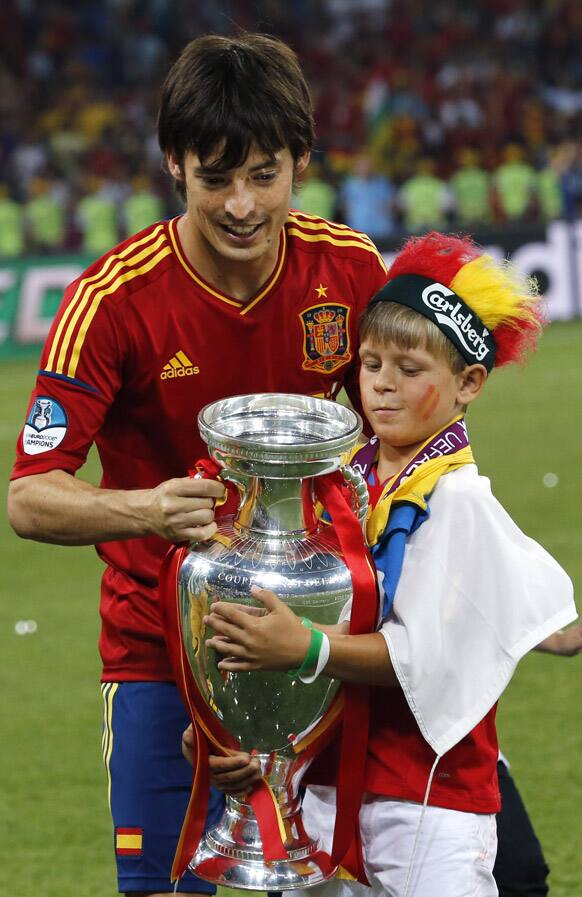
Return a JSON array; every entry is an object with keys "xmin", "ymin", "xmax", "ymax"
[{"xmin": 1, "ymin": 321, "xmax": 581, "ymax": 896}]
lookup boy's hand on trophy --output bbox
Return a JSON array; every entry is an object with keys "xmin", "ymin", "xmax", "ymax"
[
  {"xmin": 212, "ymin": 603, "xmax": 268, "ymax": 618},
  {"xmin": 208, "ymin": 752, "xmax": 262, "ymax": 796},
  {"xmin": 204, "ymin": 586, "xmax": 311, "ymax": 672},
  {"xmin": 144, "ymin": 476, "xmax": 226, "ymax": 543}
]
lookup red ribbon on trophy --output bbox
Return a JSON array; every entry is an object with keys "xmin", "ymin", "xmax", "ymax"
[{"xmin": 313, "ymin": 471, "xmax": 378, "ymax": 883}]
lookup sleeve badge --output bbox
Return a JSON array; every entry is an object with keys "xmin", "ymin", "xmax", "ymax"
[{"xmin": 23, "ymin": 396, "xmax": 68, "ymax": 455}]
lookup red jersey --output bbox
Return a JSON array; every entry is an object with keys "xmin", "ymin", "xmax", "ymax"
[
  {"xmin": 11, "ymin": 211, "xmax": 387, "ymax": 682},
  {"xmin": 365, "ymin": 690, "xmax": 500, "ymax": 814}
]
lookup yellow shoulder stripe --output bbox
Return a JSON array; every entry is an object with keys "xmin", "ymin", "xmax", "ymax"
[
  {"xmin": 289, "ymin": 210, "xmax": 354, "ymax": 231},
  {"xmin": 287, "ymin": 226, "xmax": 387, "ymax": 273},
  {"xmin": 288, "ymin": 211, "xmax": 377, "ymax": 246},
  {"xmin": 67, "ymin": 244, "xmax": 172, "ymax": 378},
  {"xmin": 46, "ymin": 227, "xmax": 169, "ymax": 377},
  {"xmin": 47, "ymin": 224, "xmax": 166, "ymax": 372},
  {"xmin": 288, "ymin": 213, "xmax": 387, "ymax": 269}
]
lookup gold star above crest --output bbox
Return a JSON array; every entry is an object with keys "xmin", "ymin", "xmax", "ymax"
[{"xmin": 315, "ymin": 283, "xmax": 328, "ymax": 298}]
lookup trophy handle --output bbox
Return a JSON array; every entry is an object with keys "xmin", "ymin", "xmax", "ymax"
[
  {"xmin": 219, "ymin": 469, "xmax": 249, "ymax": 494},
  {"xmin": 340, "ymin": 464, "xmax": 369, "ymax": 544},
  {"xmin": 193, "ymin": 467, "xmax": 249, "ymax": 502}
]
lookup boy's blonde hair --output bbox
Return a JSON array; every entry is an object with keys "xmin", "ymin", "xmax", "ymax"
[{"xmin": 359, "ymin": 301, "xmax": 466, "ymax": 373}]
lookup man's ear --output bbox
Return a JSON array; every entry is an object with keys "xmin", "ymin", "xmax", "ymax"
[
  {"xmin": 295, "ymin": 152, "xmax": 311, "ymax": 178},
  {"xmin": 457, "ymin": 364, "xmax": 488, "ymax": 407},
  {"xmin": 292, "ymin": 152, "xmax": 311, "ymax": 194},
  {"xmin": 166, "ymin": 154, "xmax": 184, "ymax": 182}
]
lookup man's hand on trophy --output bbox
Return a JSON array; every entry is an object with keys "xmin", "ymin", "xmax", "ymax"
[
  {"xmin": 204, "ymin": 586, "xmax": 311, "ymax": 672},
  {"xmin": 144, "ymin": 476, "xmax": 226, "ymax": 542},
  {"xmin": 182, "ymin": 724, "xmax": 262, "ymax": 795},
  {"xmin": 208, "ymin": 753, "xmax": 263, "ymax": 796}
]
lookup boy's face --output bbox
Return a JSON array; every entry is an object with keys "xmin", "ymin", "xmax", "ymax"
[
  {"xmin": 359, "ymin": 338, "xmax": 478, "ymax": 458},
  {"xmin": 168, "ymin": 144, "xmax": 309, "ymax": 267}
]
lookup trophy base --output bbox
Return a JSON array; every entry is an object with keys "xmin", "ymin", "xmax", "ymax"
[{"xmin": 189, "ymin": 802, "xmax": 337, "ymax": 891}]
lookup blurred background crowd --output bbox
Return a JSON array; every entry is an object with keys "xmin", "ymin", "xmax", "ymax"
[{"xmin": 1, "ymin": 0, "xmax": 581, "ymax": 257}]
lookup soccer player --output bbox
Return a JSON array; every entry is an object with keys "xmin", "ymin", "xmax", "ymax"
[{"xmin": 7, "ymin": 34, "xmax": 387, "ymax": 897}]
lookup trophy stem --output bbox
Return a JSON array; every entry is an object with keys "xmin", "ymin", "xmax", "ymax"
[{"xmin": 190, "ymin": 789, "xmax": 336, "ymax": 891}]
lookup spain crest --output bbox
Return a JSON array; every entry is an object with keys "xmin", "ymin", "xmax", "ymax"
[{"xmin": 300, "ymin": 303, "xmax": 351, "ymax": 374}]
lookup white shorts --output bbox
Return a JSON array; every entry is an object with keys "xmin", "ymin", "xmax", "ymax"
[{"xmin": 291, "ymin": 786, "xmax": 498, "ymax": 897}]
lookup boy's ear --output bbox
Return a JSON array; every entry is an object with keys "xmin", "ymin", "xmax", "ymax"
[{"xmin": 457, "ymin": 364, "xmax": 488, "ymax": 406}]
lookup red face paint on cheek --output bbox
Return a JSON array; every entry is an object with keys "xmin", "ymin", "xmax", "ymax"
[{"xmin": 416, "ymin": 384, "xmax": 440, "ymax": 420}]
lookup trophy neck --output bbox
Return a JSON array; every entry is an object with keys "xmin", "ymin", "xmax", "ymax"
[{"xmin": 235, "ymin": 476, "xmax": 316, "ymax": 536}]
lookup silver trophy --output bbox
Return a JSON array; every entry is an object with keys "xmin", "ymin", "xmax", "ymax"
[{"xmin": 178, "ymin": 393, "xmax": 368, "ymax": 891}]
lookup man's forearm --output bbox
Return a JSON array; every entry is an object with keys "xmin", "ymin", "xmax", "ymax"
[
  {"xmin": 7, "ymin": 470, "xmax": 155, "ymax": 545},
  {"xmin": 7, "ymin": 468, "xmax": 225, "ymax": 547}
]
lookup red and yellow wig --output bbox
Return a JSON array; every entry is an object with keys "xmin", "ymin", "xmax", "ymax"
[{"xmin": 386, "ymin": 232, "xmax": 545, "ymax": 367}]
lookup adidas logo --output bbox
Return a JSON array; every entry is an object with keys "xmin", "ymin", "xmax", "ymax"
[{"xmin": 160, "ymin": 350, "xmax": 200, "ymax": 379}]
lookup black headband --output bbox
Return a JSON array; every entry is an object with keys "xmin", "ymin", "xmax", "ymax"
[{"xmin": 369, "ymin": 274, "xmax": 496, "ymax": 371}]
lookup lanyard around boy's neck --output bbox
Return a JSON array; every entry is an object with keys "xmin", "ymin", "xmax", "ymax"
[
  {"xmin": 351, "ymin": 416, "xmax": 469, "ymax": 489},
  {"xmin": 349, "ymin": 416, "xmax": 474, "ymax": 546}
]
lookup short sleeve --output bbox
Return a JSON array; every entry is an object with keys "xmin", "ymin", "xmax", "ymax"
[{"xmin": 11, "ymin": 278, "xmax": 124, "ymax": 479}]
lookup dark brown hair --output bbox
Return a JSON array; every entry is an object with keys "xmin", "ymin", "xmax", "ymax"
[{"xmin": 158, "ymin": 33, "xmax": 315, "ymax": 198}]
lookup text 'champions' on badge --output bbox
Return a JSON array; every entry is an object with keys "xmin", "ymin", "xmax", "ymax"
[{"xmin": 23, "ymin": 396, "xmax": 68, "ymax": 455}]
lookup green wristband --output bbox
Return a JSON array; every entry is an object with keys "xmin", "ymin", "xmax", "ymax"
[
  {"xmin": 297, "ymin": 627, "xmax": 324, "ymax": 679},
  {"xmin": 287, "ymin": 617, "xmax": 315, "ymax": 678}
]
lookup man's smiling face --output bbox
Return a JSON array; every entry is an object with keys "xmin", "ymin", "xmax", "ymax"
[{"xmin": 171, "ymin": 144, "xmax": 308, "ymax": 266}]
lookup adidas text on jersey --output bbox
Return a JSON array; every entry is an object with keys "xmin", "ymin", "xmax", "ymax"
[{"xmin": 160, "ymin": 351, "xmax": 200, "ymax": 379}]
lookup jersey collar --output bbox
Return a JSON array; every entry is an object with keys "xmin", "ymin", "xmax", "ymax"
[{"xmin": 168, "ymin": 216, "xmax": 287, "ymax": 315}]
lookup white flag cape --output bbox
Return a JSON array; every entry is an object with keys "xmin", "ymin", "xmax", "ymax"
[{"xmin": 379, "ymin": 465, "xmax": 577, "ymax": 757}]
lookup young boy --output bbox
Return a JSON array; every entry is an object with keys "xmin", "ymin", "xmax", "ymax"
[{"xmin": 204, "ymin": 232, "xmax": 577, "ymax": 897}]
